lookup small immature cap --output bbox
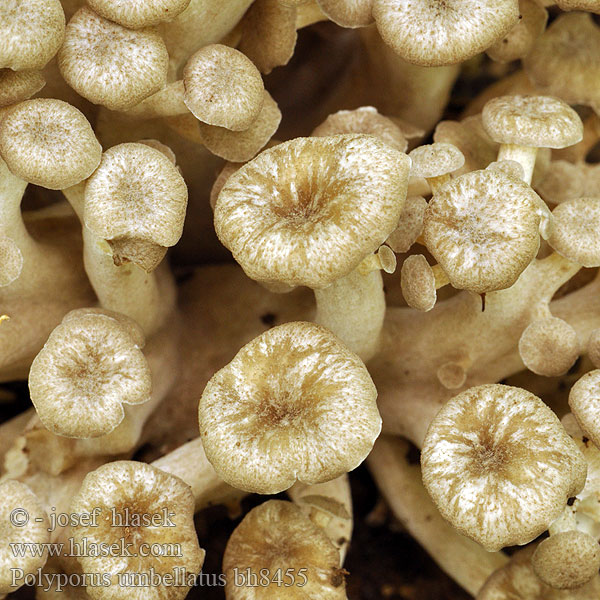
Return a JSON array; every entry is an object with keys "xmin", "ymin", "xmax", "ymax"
[
  {"xmin": 422, "ymin": 384, "xmax": 587, "ymax": 551},
  {"xmin": 0, "ymin": 98, "xmax": 102, "ymax": 189},
  {"xmin": 400, "ymin": 254, "xmax": 437, "ymax": 312},
  {"xmin": 223, "ymin": 500, "xmax": 346, "ymax": 600},
  {"xmin": 408, "ymin": 142, "xmax": 465, "ymax": 180},
  {"xmin": 198, "ymin": 321, "xmax": 381, "ymax": 494},
  {"xmin": 385, "ymin": 196, "xmax": 427, "ymax": 253},
  {"xmin": 28, "ymin": 311, "xmax": 151, "ymax": 439},
  {"xmin": 183, "ymin": 44, "xmax": 264, "ymax": 132}
]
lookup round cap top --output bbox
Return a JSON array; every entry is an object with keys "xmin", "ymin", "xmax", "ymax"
[
  {"xmin": 569, "ymin": 370, "xmax": 600, "ymax": 450},
  {"xmin": 312, "ymin": 106, "xmax": 408, "ymax": 152},
  {"xmin": 223, "ymin": 500, "xmax": 346, "ymax": 599},
  {"xmin": 0, "ymin": 98, "xmax": 102, "ymax": 189},
  {"xmin": 421, "ymin": 384, "xmax": 587, "ymax": 551},
  {"xmin": 385, "ymin": 195, "xmax": 427, "ymax": 253},
  {"xmin": 84, "ymin": 142, "xmax": 188, "ymax": 272},
  {"xmin": 423, "ymin": 170, "xmax": 541, "ymax": 294},
  {"xmin": 87, "ymin": 0, "xmax": 191, "ymax": 28},
  {"xmin": 482, "ymin": 95, "xmax": 583, "ymax": 148},
  {"xmin": 408, "ymin": 142, "xmax": 465, "ymax": 179},
  {"xmin": 532, "ymin": 530, "xmax": 600, "ymax": 590},
  {"xmin": 0, "ymin": 69, "xmax": 45, "ymax": 108},
  {"xmin": 524, "ymin": 13, "xmax": 600, "ymax": 109},
  {"xmin": 28, "ymin": 311, "xmax": 151, "ymax": 439},
  {"xmin": 317, "ymin": 0, "xmax": 374, "ymax": 28},
  {"xmin": 0, "ymin": 481, "xmax": 49, "ymax": 595},
  {"xmin": 58, "ymin": 7, "xmax": 168, "ymax": 110},
  {"xmin": 184, "ymin": 45, "xmax": 264, "ymax": 132},
  {"xmin": 214, "ymin": 134, "xmax": 411, "ymax": 289},
  {"xmin": 400, "ymin": 254, "xmax": 436, "ymax": 312},
  {"xmin": 373, "ymin": 0, "xmax": 519, "ymax": 67},
  {"xmin": 198, "ymin": 321, "xmax": 381, "ymax": 494},
  {"xmin": 549, "ymin": 198, "xmax": 600, "ymax": 267},
  {"xmin": 70, "ymin": 461, "xmax": 204, "ymax": 600},
  {"xmin": 0, "ymin": 0, "xmax": 65, "ymax": 70}
]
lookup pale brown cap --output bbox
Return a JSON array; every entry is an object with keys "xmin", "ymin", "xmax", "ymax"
[
  {"xmin": 549, "ymin": 198, "xmax": 600, "ymax": 268},
  {"xmin": 422, "ymin": 384, "xmax": 587, "ymax": 551},
  {"xmin": 70, "ymin": 461, "xmax": 204, "ymax": 600},
  {"xmin": 0, "ymin": 480, "xmax": 49, "ymax": 594},
  {"xmin": 423, "ymin": 170, "xmax": 541, "ymax": 293},
  {"xmin": 214, "ymin": 134, "xmax": 410, "ymax": 289},
  {"xmin": 486, "ymin": 0, "xmax": 548, "ymax": 64},
  {"xmin": 84, "ymin": 142, "xmax": 188, "ymax": 272},
  {"xmin": 0, "ymin": 235, "xmax": 23, "ymax": 287},
  {"xmin": 87, "ymin": 0, "xmax": 191, "ymax": 29},
  {"xmin": 486, "ymin": 159, "xmax": 525, "ymax": 180},
  {"xmin": 312, "ymin": 106, "xmax": 408, "ymax": 152},
  {"xmin": 223, "ymin": 500, "xmax": 346, "ymax": 599},
  {"xmin": 0, "ymin": 69, "xmax": 45, "ymax": 108},
  {"xmin": 569, "ymin": 370, "xmax": 600, "ymax": 451},
  {"xmin": 482, "ymin": 95, "xmax": 583, "ymax": 149},
  {"xmin": 58, "ymin": 7, "xmax": 169, "ymax": 110},
  {"xmin": 183, "ymin": 44, "xmax": 264, "ymax": 132},
  {"xmin": 524, "ymin": 13, "xmax": 600, "ymax": 109},
  {"xmin": 28, "ymin": 311, "xmax": 151, "ymax": 438},
  {"xmin": 194, "ymin": 90, "xmax": 281, "ymax": 162},
  {"xmin": 588, "ymin": 329, "xmax": 600, "ymax": 369},
  {"xmin": 518, "ymin": 317, "xmax": 579, "ymax": 377},
  {"xmin": 556, "ymin": 0, "xmax": 600, "ymax": 9},
  {"xmin": 198, "ymin": 322, "xmax": 381, "ymax": 494},
  {"xmin": 0, "ymin": 98, "xmax": 102, "ymax": 189},
  {"xmin": 408, "ymin": 142, "xmax": 465, "ymax": 180},
  {"xmin": 239, "ymin": 0, "xmax": 297, "ymax": 74},
  {"xmin": 373, "ymin": 0, "xmax": 519, "ymax": 67},
  {"xmin": 400, "ymin": 254, "xmax": 436, "ymax": 312},
  {"xmin": 0, "ymin": 0, "xmax": 65, "ymax": 70},
  {"xmin": 533, "ymin": 531, "xmax": 600, "ymax": 590},
  {"xmin": 385, "ymin": 195, "xmax": 427, "ymax": 253},
  {"xmin": 317, "ymin": 0, "xmax": 373, "ymax": 27}
]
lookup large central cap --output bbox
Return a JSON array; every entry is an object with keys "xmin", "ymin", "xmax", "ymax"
[{"xmin": 214, "ymin": 134, "xmax": 410, "ymax": 289}]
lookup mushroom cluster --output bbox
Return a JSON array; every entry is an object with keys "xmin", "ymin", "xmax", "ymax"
[{"xmin": 3, "ymin": 0, "xmax": 600, "ymax": 598}]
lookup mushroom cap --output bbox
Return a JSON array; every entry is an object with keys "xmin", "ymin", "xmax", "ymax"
[
  {"xmin": 556, "ymin": 0, "xmax": 600, "ymax": 9},
  {"xmin": 0, "ymin": 235, "xmax": 23, "ymax": 287},
  {"xmin": 486, "ymin": 159, "xmax": 525, "ymax": 180},
  {"xmin": 223, "ymin": 500, "xmax": 346, "ymax": 599},
  {"xmin": 0, "ymin": 0, "xmax": 65, "ymax": 70},
  {"xmin": 58, "ymin": 7, "xmax": 169, "ymax": 110},
  {"xmin": 0, "ymin": 480, "xmax": 49, "ymax": 594},
  {"xmin": 478, "ymin": 545, "xmax": 600, "ymax": 600},
  {"xmin": 486, "ymin": 0, "xmax": 548, "ymax": 64},
  {"xmin": 569, "ymin": 370, "xmax": 600, "ymax": 451},
  {"xmin": 214, "ymin": 134, "xmax": 410, "ymax": 289},
  {"xmin": 423, "ymin": 169, "xmax": 541, "ymax": 294},
  {"xmin": 312, "ymin": 106, "xmax": 408, "ymax": 152},
  {"xmin": 28, "ymin": 312, "xmax": 152, "ymax": 439},
  {"xmin": 548, "ymin": 198, "xmax": 600, "ymax": 268},
  {"xmin": 84, "ymin": 142, "xmax": 188, "ymax": 272},
  {"xmin": 198, "ymin": 321, "xmax": 381, "ymax": 494},
  {"xmin": 482, "ymin": 95, "xmax": 583, "ymax": 149},
  {"xmin": 70, "ymin": 461, "xmax": 204, "ymax": 600},
  {"xmin": 532, "ymin": 531, "xmax": 600, "ymax": 590},
  {"xmin": 385, "ymin": 195, "xmax": 427, "ymax": 253},
  {"xmin": 400, "ymin": 254, "xmax": 437, "ymax": 312},
  {"xmin": 317, "ymin": 0, "xmax": 374, "ymax": 27},
  {"xmin": 518, "ymin": 317, "xmax": 579, "ymax": 377},
  {"xmin": 0, "ymin": 69, "xmax": 45, "ymax": 108},
  {"xmin": 183, "ymin": 44, "xmax": 264, "ymax": 132},
  {"xmin": 372, "ymin": 0, "xmax": 519, "ymax": 67},
  {"xmin": 524, "ymin": 13, "xmax": 600, "ymax": 110},
  {"xmin": 421, "ymin": 384, "xmax": 587, "ymax": 551},
  {"xmin": 87, "ymin": 0, "xmax": 191, "ymax": 28},
  {"xmin": 408, "ymin": 142, "xmax": 465, "ymax": 179},
  {"xmin": 194, "ymin": 90, "xmax": 281, "ymax": 163},
  {"xmin": 588, "ymin": 329, "xmax": 600, "ymax": 369},
  {"xmin": 0, "ymin": 98, "xmax": 102, "ymax": 190}
]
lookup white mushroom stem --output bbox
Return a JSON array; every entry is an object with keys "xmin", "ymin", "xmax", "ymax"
[
  {"xmin": 152, "ymin": 437, "xmax": 242, "ymax": 512},
  {"xmin": 368, "ymin": 435, "xmax": 508, "ymax": 596},
  {"xmin": 314, "ymin": 264, "xmax": 385, "ymax": 362},
  {"xmin": 497, "ymin": 143, "xmax": 538, "ymax": 185},
  {"xmin": 62, "ymin": 183, "xmax": 175, "ymax": 336}
]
